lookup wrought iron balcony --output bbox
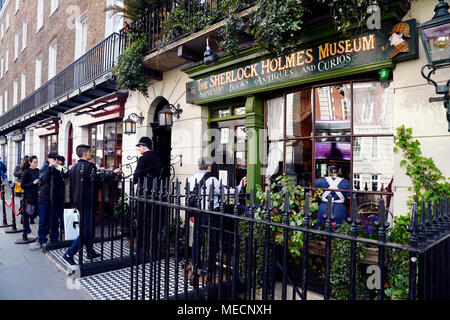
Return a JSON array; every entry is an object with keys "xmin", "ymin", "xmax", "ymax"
[{"xmin": 0, "ymin": 32, "xmax": 124, "ymax": 134}]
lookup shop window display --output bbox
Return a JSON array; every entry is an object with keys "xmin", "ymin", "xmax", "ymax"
[
  {"xmin": 265, "ymin": 80, "xmax": 395, "ymax": 222},
  {"xmin": 89, "ymin": 121, "xmax": 123, "ymax": 169}
]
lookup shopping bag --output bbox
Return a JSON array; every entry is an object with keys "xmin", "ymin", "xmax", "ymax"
[{"xmin": 64, "ymin": 208, "xmax": 79, "ymax": 241}]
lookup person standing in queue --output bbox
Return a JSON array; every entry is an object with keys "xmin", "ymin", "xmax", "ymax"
[
  {"xmin": 29, "ymin": 153, "xmax": 64, "ymax": 250},
  {"xmin": 20, "ymin": 156, "xmax": 39, "ymax": 238},
  {"xmin": 133, "ymin": 137, "xmax": 162, "ymax": 255},
  {"xmin": 62, "ymin": 144, "xmax": 121, "ymax": 265}
]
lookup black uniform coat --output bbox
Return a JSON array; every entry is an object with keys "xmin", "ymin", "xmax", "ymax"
[
  {"xmin": 133, "ymin": 150, "xmax": 162, "ymax": 186},
  {"xmin": 21, "ymin": 168, "xmax": 39, "ymax": 205}
]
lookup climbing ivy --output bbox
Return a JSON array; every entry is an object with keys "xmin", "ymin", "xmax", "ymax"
[
  {"xmin": 393, "ymin": 125, "xmax": 450, "ymax": 208},
  {"xmin": 112, "ymin": 22, "xmax": 151, "ymax": 97}
]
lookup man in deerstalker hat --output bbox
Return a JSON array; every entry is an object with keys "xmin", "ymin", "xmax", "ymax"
[{"xmin": 385, "ymin": 22, "xmax": 411, "ymax": 59}]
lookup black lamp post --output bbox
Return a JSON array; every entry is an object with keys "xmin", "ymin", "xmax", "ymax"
[
  {"xmin": 158, "ymin": 103, "xmax": 182, "ymax": 127},
  {"xmin": 419, "ymin": 0, "xmax": 450, "ymax": 131},
  {"xmin": 124, "ymin": 112, "xmax": 144, "ymax": 135}
]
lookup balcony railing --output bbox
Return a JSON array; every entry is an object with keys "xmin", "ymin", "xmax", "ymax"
[
  {"xmin": 119, "ymin": 0, "xmax": 255, "ymax": 55},
  {"xmin": 0, "ymin": 32, "xmax": 123, "ymax": 129}
]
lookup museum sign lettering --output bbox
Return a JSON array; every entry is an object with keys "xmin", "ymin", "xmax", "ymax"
[{"xmin": 186, "ymin": 19, "xmax": 418, "ymax": 103}]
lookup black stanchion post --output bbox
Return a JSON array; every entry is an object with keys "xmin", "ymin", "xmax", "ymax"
[
  {"xmin": 5, "ymin": 185, "xmax": 24, "ymax": 234},
  {"xmin": 0, "ymin": 184, "xmax": 12, "ymax": 228}
]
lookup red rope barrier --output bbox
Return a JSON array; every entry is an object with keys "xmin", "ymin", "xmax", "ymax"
[{"xmin": 0, "ymin": 190, "xmax": 24, "ymax": 216}]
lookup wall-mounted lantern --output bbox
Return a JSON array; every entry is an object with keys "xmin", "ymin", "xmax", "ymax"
[{"xmin": 124, "ymin": 112, "xmax": 144, "ymax": 135}]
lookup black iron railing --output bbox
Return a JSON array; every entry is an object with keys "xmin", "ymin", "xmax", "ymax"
[
  {"xmin": 123, "ymin": 175, "xmax": 450, "ymax": 300},
  {"xmin": 13, "ymin": 162, "xmax": 448, "ymax": 300},
  {"xmin": 0, "ymin": 33, "xmax": 123, "ymax": 128},
  {"xmin": 119, "ymin": 0, "xmax": 255, "ymax": 55}
]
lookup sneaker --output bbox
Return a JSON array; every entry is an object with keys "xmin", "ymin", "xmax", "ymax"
[
  {"xmin": 87, "ymin": 251, "xmax": 101, "ymax": 260},
  {"xmin": 29, "ymin": 242, "xmax": 44, "ymax": 251},
  {"xmin": 62, "ymin": 253, "xmax": 76, "ymax": 266},
  {"xmin": 26, "ymin": 232, "xmax": 37, "ymax": 241}
]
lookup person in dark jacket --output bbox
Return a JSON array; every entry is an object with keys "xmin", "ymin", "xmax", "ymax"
[
  {"xmin": 55, "ymin": 155, "xmax": 70, "ymax": 229},
  {"xmin": 0, "ymin": 156, "xmax": 6, "ymax": 183},
  {"xmin": 33, "ymin": 153, "xmax": 65, "ymax": 248},
  {"xmin": 20, "ymin": 156, "xmax": 39, "ymax": 236},
  {"xmin": 133, "ymin": 136, "xmax": 162, "ymax": 186},
  {"xmin": 62, "ymin": 144, "xmax": 121, "ymax": 265},
  {"xmin": 133, "ymin": 137, "xmax": 162, "ymax": 254}
]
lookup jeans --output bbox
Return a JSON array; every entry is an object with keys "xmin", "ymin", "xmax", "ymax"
[
  {"xmin": 38, "ymin": 203, "xmax": 62, "ymax": 244},
  {"xmin": 66, "ymin": 210, "xmax": 94, "ymax": 258},
  {"xmin": 23, "ymin": 213, "xmax": 31, "ymax": 234}
]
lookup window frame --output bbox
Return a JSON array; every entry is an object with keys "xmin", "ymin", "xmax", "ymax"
[
  {"xmin": 88, "ymin": 120, "xmax": 123, "ymax": 169},
  {"xmin": 263, "ymin": 78, "xmax": 395, "ymax": 215}
]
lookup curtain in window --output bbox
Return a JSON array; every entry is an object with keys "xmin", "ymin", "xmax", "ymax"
[{"xmin": 266, "ymin": 96, "xmax": 284, "ymax": 178}]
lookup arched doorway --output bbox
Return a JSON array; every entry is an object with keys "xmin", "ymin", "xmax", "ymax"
[{"xmin": 150, "ymin": 98, "xmax": 172, "ymax": 179}]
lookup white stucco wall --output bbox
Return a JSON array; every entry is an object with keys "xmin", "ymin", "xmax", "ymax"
[
  {"xmin": 392, "ymin": 0, "xmax": 450, "ymax": 216},
  {"xmin": 121, "ymin": 68, "xmax": 208, "ymax": 186}
]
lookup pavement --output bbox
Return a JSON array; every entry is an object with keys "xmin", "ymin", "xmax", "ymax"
[{"xmin": 0, "ymin": 190, "xmax": 90, "ymax": 300}]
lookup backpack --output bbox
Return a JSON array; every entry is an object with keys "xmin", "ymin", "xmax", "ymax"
[{"xmin": 187, "ymin": 173, "xmax": 213, "ymax": 208}]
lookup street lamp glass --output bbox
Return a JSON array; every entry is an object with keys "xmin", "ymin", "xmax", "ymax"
[
  {"xmin": 124, "ymin": 118, "xmax": 136, "ymax": 135},
  {"xmin": 422, "ymin": 22, "xmax": 450, "ymax": 64},
  {"xmin": 158, "ymin": 106, "xmax": 173, "ymax": 127}
]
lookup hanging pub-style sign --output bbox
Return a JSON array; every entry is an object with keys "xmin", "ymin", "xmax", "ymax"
[
  {"xmin": 10, "ymin": 130, "xmax": 25, "ymax": 142},
  {"xmin": 186, "ymin": 19, "xmax": 419, "ymax": 104}
]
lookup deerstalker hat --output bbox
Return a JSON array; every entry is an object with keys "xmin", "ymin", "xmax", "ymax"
[{"xmin": 389, "ymin": 22, "xmax": 411, "ymax": 38}]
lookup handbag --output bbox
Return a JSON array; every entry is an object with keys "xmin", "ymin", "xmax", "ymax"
[
  {"xmin": 25, "ymin": 203, "xmax": 36, "ymax": 217},
  {"xmin": 14, "ymin": 182, "xmax": 24, "ymax": 194},
  {"xmin": 64, "ymin": 208, "xmax": 80, "ymax": 241}
]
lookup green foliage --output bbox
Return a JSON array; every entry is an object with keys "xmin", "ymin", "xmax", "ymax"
[
  {"xmin": 105, "ymin": 0, "xmax": 171, "ymax": 21},
  {"xmin": 112, "ymin": 36, "xmax": 151, "ymax": 97},
  {"xmin": 384, "ymin": 214, "xmax": 411, "ymax": 300},
  {"xmin": 330, "ymin": 223, "xmax": 370, "ymax": 300},
  {"xmin": 254, "ymin": 174, "xmax": 319, "ymax": 259},
  {"xmin": 250, "ymin": 0, "xmax": 309, "ymax": 57},
  {"xmin": 394, "ymin": 125, "xmax": 450, "ymax": 209},
  {"xmin": 320, "ymin": 0, "xmax": 375, "ymax": 33}
]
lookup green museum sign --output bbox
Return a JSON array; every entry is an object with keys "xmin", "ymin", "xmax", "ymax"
[{"xmin": 186, "ymin": 19, "xmax": 418, "ymax": 104}]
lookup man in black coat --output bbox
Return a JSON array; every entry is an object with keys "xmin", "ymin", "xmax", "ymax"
[
  {"xmin": 62, "ymin": 144, "xmax": 121, "ymax": 265},
  {"xmin": 133, "ymin": 136, "xmax": 162, "ymax": 186},
  {"xmin": 133, "ymin": 137, "xmax": 162, "ymax": 255},
  {"xmin": 33, "ymin": 153, "xmax": 65, "ymax": 248}
]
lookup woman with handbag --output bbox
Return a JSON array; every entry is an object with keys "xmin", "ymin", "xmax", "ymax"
[{"xmin": 20, "ymin": 156, "xmax": 39, "ymax": 237}]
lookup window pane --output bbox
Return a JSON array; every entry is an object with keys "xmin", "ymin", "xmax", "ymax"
[
  {"xmin": 105, "ymin": 122, "xmax": 116, "ymax": 140},
  {"xmin": 315, "ymin": 137, "xmax": 351, "ymax": 181},
  {"xmin": 210, "ymin": 108, "xmax": 230, "ymax": 119},
  {"xmin": 314, "ymin": 84, "xmax": 351, "ymax": 136},
  {"xmin": 352, "ymin": 136, "xmax": 394, "ymax": 191},
  {"xmin": 266, "ymin": 96, "xmax": 284, "ymax": 141},
  {"xmin": 353, "ymin": 81, "xmax": 394, "ymax": 134},
  {"xmin": 286, "ymin": 89, "xmax": 313, "ymax": 138},
  {"xmin": 233, "ymin": 106, "xmax": 245, "ymax": 115},
  {"xmin": 265, "ymin": 96, "xmax": 285, "ymax": 183},
  {"xmin": 285, "ymin": 139, "xmax": 312, "ymax": 187}
]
